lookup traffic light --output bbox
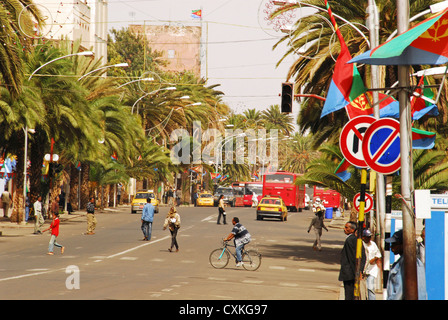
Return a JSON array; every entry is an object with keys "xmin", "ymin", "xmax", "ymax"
[{"xmin": 281, "ymin": 82, "xmax": 293, "ymax": 113}]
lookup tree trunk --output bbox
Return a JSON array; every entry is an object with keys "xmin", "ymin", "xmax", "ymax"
[
  {"xmin": 10, "ymin": 131, "xmax": 25, "ymax": 223},
  {"xmin": 80, "ymin": 162, "xmax": 90, "ymax": 209},
  {"xmin": 69, "ymin": 163, "xmax": 81, "ymax": 210}
]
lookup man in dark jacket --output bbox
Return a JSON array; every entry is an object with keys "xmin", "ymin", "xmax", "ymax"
[{"xmin": 339, "ymin": 221, "xmax": 366, "ymax": 300}]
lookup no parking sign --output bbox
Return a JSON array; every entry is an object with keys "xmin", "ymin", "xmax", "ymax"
[
  {"xmin": 339, "ymin": 116, "xmax": 376, "ymax": 168},
  {"xmin": 362, "ymin": 118, "xmax": 401, "ymax": 175}
]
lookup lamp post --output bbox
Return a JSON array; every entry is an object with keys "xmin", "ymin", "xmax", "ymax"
[
  {"xmin": 117, "ymin": 77, "xmax": 154, "ymax": 88},
  {"xmin": 28, "ymin": 51, "xmax": 94, "ymax": 81},
  {"xmin": 131, "ymin": 87, "xmax": 177, "ymax": 114},
  {"xmin": 77, "ymin": 62, "xmax": 128, "ymax": 81}
]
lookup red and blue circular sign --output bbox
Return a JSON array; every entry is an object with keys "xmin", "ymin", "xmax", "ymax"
[{"xmin": 362, "ymin": 118, "xmax": 401, "ymax": 175}]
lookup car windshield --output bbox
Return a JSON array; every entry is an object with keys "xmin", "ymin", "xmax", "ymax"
[
  {"xmin": 135, "ymin": 193, "xmax": 154, "ymax": 199},
  {"xmin": 260, "ymin": 198, "xmax": 281, "ymax": 205},
  {"xmin": 200, "ymin": 194, "xmax": 213, "ymax": 198},
  {"xmin": 215, "ymin": 188, "xmax": 233, "ymax": 195}
]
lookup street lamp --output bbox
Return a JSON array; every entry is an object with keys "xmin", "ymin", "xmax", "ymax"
[
  {"xmin": 28, "ymin": 51, "xmax": 94, "ymax": 81},
  {"xmin": 131, "ymin": 86, "xmax": 177, "ymax": 114},
  {"xmin": 117, "ymin": 77, "xmax": 154, "ymax": 88},
  {"xmin": 77, "ymin": 62, "xmax": 128, "ymax": 81}
]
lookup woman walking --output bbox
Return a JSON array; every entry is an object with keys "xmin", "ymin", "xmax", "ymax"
[
  {"xmin": 217, "ymin": 195, "xmax": 227, "ymax": 225},
  {"xmin": 163, "ymin": 206, "xmax": 181, "ymax": 252}
]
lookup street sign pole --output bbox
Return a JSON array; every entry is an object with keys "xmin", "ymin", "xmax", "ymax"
[{"xmin": 397, "ymin": 0, "xmax": 418, "ymax": 300}]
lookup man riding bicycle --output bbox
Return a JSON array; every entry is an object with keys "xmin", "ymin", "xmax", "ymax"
[{"xmin": 223, "ymin": 217, "xmax": 251, "ymax": 267}]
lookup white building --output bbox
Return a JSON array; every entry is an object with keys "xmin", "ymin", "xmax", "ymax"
[{"xmin": 31, "ymin": 0, "xmax": 108, "ymax": 65}]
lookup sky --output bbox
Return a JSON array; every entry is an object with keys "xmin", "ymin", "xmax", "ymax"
[{"xmin": 107, "ymin": 0, "xmax": 301, "ymax": 122}]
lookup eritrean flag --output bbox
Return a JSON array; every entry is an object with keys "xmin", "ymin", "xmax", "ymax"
[
  {"xmin": 345, "ymin": 92, "xmax": 399, "ymax": 119},
  {"xmin": 350, "ymin": 7, "xmax": 448, "ymax": 65},
  {"xmin": 412, "ymin": 128, "xmax": 436, "ymax": 149},
  {"xmin": 191, "ymin": 9, "xmax": 202, "ymax": 19},
  {"xmin": 320, "ymin": 1, "xmax": 366, "ymax": 118},
  {"xmin": 411, "ymin": 76, "xmax": 439, "ymax": 120},
  {"xmin": 334, "ymin": 158, "xmax": 351, "ymax": 182}
]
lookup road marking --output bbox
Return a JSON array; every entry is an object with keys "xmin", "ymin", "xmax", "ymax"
[
  {"xmin": 201, "ymin": 214, "xmax": 215, "ymax": 222},
  {"xmin": 298, "ymin": 268, "xmax": 315, "ymax": 272},
  {"xmin": 120, "ymin": 257, "xmax": 138, "ymax": 261},
  {"xmin": 106, "ymin": 226, "xmax": 194, "ymax": 259},
  {"xmin": 279, "ymin": 282, "xmax": 299, "ymax": 287},
  {"xmin": 242, "ymin": 280, "xmax": 264, "ymax": 284},
  {"xmin": 208, "ymin": 277, "xmax": 226, "ymax": 281},
  {"xmin": 269, "ymin": 266, "xmax": 286, "ymax": 270},
  {"xmin": 0, "ymin": 268, "xmax": 63, "ymax": 282}
]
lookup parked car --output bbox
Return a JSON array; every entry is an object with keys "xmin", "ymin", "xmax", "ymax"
[
  {"xmin": 256, "ymin": 195, "xmax": 288, "ymax": 221},
  {"xmin": 131, "ymin": 190, "xmax": 159, "ymax": 214},
  {"xmin": 196, "ymin": 192, "xmax": 214, "ymax": 207},
  {"xmin": 213, "ymin": 187, "xmax": 235, "ymax": 206}
]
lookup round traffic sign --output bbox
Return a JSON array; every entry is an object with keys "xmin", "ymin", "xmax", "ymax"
[
  {"xmin": 362, "ymin": 118, "xmax": 401, "ymax": 175},
  {"xmin": 353, "ymin": 192, "xmax": 373, "ymax": 213},
  {"xmin": 339, "ymin": 116, "xmax": 376, "ymax": 168}
]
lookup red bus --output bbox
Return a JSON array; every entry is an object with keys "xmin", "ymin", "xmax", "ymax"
[
  {"xmin": 262, "ymin": 171, "xmax": 306, "ymax": 212},
  {"xmin": 231, "ymin": 182, "xmax": 263, "ymax": 207},
  {"xmin": 313, "ymin": 186, "xmax": 342, "ymax": 209}
]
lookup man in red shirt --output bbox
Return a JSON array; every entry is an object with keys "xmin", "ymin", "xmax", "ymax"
[{"xmin": 43, "ymin": 212, "xmax": 65, "ymax": 255}]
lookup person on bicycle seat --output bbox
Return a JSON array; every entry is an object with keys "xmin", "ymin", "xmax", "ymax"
[{"xmin": 223, "ymin": 217, "xmax": 251, "ymax": 267}]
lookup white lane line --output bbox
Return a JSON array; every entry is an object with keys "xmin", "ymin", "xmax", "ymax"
[
  {"xmin": 0, "ymin": 268, "xmax": 64, "ymax": 282},
  {"xmin": 106, "ymin": 225, "xmax": 193, "ymax": 259}
]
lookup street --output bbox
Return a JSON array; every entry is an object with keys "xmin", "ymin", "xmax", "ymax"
[{"xmin": 0, "ymin": 205, "xmax": 347, "ymax": 301}]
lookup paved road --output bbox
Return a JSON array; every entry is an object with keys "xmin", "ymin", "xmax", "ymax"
[{"xmin": 0, "ymin": 205, "xmax": 347, "ymax": 300}]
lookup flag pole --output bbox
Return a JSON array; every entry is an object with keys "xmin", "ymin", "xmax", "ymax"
[
  {"xmin": 354, "ymin": 168, "xmax": 367, "ymax": 300},
  {"xmin": 396, "ymin": 0, "xmax": 418, "ymax": 300}
]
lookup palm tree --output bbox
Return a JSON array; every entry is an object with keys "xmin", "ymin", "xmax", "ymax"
[
  {"xmin": 281, "ymin": 132, "xmax": 319, "ymax": 174},
  {"xmin": 0, "ymin": 1, "xmax": 45, "ymax": 98},
  {"xmin": 261, "ymin": 104, "xmax": 295, "ymax": 136},
  {"xmin": 273, "ymin": 0, "xmax": 440, "ymax": 145}
]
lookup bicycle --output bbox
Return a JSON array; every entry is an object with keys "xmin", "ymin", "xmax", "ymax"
[{"xmin": 209, "ymin": 240, "xmax": 261, "ymax": 271}]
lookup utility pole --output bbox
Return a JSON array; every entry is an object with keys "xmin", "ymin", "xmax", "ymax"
[
  {"xmin": 367, "ymin": 0, "xmax": 386, "ymax": 291},
  {"xmin": 396, "ymin": 0, "xmax": 418, "ymax": 300}
]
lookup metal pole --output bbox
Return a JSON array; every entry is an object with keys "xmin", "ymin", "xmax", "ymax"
[
  {"xmin": 22, "ymin": 127, "xmax": 28, "ymax": 225},
  {"xmin": 396, "ymin": 0, "xmax": 418, "ymax": 300},
  {"xmin": 368, "ymin": 0, "xmax": 386, "ymax": 292},
  {"xmin": 354, "ymin": 168, "xmax": 368, "ymax": 299}
]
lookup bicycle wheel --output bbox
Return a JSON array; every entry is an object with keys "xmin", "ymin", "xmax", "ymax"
[
  {"xmin": 209, "ymin": 248, "xmax": 230, "ymax": 269},
  {"xmin": 242, "ymin": 250, "xmax": 262, "ymax": 271}
]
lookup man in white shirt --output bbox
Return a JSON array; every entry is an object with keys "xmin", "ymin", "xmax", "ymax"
[
  {"xmin": 33, "ymin": 196, "xmax": 44, "ymax": 234},
  {"xmin": 362, "ymin": 229, "xmax": 382, "ymax": 300}
]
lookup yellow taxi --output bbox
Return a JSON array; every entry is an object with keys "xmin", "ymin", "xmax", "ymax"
[
  {"xmin": 196, "ymin": 192, "xmax": 214, "ymax": 207},
  {"xmin": 131, "ymin": 190, "xmax": 159, "ymax": 214},
  {"xmin": 256, "ymin": 195, "xmax": 288, "ymax": 221}
]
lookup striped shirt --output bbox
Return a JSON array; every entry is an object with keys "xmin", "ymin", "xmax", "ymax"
[{"xmin": 231, "ymin": 223, "xmax": 251, "ymax": 247}]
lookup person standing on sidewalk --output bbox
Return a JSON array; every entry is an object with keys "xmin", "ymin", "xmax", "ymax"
[
  {"xmin": 86, "ymin": 197, "xmax": 97, "ymax": 235},
  {"xmin": 42, "ymin": 211, "xmax": 64, "ymax": 255},
  {"xmin": 33, "ymin": 196, "xmax": 44, "ymax": 234},
  {"xmin": 163, "ymin": 206, "xmax": 181, "ymax": 252},
  {"xmin": 338, "ymin": 221, "xmax": 366, "ymax": 300},
  {"xmin": 141, "ymin": 198, "xmax": 154, "ymax": 241},
  {"xmin": 362, "ymin": 229, "xmax": 382, "ymax": 300},
  {"xmin": 307, "ymin": 210, "xmax": 328, "ymax": 251}
]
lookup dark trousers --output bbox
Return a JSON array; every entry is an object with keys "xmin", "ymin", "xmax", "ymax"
[
  {"xmin": 170, "ymin": 227, "xmax": 179, "ymax": 250},
  {"xmin": 343, "ymin": 280, "xmax": 355, "ymax": 300},
  {"xmin": 217, "ymin": 208, "xmax": 226, "ymax": 224}
]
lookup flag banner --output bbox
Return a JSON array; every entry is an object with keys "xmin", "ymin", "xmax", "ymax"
[
  {"xmin": 191, "ymin": 9, "xmax": 202, "ymax": 19},
  {"xmin": 335, "ymin": 158, "xmax": 351, "ymax": 182},
  {"xmin": 412, "ymin": 128, "xmax": 436, "ymax": 149},
  {"xmin": 349, "ymin": 8, "xmax": 448, "ymax": 65},
  {"xmin": 321, "ymin": 1, "xmax": 366, "ymax": 118},
  {"xmin": 345, "ymin": 92, "xmax": 399, "ymax": 119},
  {"xmin": 411, "ymin": 76, "xmax": 439, "ymax": 120}
]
